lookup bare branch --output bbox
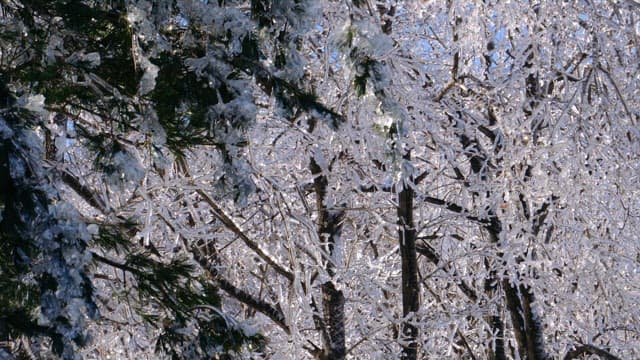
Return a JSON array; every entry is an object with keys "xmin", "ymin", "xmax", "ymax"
[
  {"xmin": 564, "ymin": 344, "xmax": 621, "ymax": 360},
  {"xmin": 415, "ymin": 242, "xmax": 478, "ymax": 302}
]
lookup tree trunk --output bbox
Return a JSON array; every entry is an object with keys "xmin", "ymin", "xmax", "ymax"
[
  {"xmin": 398, "ymin": 152, "xmax": 419, "ymax": 360},
  {"xmin": 484, "ymin": 259, "xmax": 506, "ymax": 360},
  {"xmin": 310, "ymin": 157, "xmax": 346, "ymax": 360},
  {"xmin": 321, "ymin": 281, "xmax": 346, "ymax": 360},
  {"xmin": 521, "ymin": 285, "xmax": 546, "ymax": 360}
]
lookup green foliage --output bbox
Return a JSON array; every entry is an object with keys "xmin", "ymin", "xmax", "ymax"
[
  {"xmin": 93, "ymin": 222, "xmax": 135, "ymax": 252},
  {"xmin": 125, "ymin": 252, "xmax": 205, "ymax": 310},
  {"xmin": 353, "ymin": 57, "xmax": 375, "ymax": 97},
  {"xmin": 0, "ymin": 115, "xmax": 97, "ymax": 357},
  {"xmin": 273, "ymin": 76, "xmax": 344, "ymax": 129},
  {"xmin": 150, "ymin": 52, "xmax": 220, "ymax": 155},
  {"xmin": 251, "ymin": 0, "xmax": 272, "ymax": 28},
  {"xmin": 36, "ymin": 1, "xmax": 137, "ymax": 93},
  {"xmin": 0, "ymin": 227, "xmax": 41, "ymax": 319},
  {"xmin": 241, "ymin": 33, "xmax": 262, "ymax": 63},
  {"xmin": 0, "ymin": 121, "xmax": 43, "ymax": 351},
  {"xmin": 0, "ymin": 131, "xmax": 41, "ymax": 323},
  {"xmin": 12, "ymin": 0, "xmax": 139, "ymax": 126},
  {"xmin": 0, "ymin": 309, "xmax": 64, "ymax": 354},
  {"xmin": 93, "ymin": 247, "xmax": 264, "ymax": 358},
  {"xmin": 0, "ymin": 0, "xmax": 344, "ymax": 357},
  {"xmin": 156, "ymin": 308, "xmax": 266, "ymax": 359}
]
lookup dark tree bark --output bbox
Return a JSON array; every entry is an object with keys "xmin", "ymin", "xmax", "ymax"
[
  {"xmin": 564, "ymin": 344, "xmax": 621, "ymax": 360},
  {"xmin": 503, "ymin": 278, "xmax": 529, "ymax": 358},
  {"xmin": 310, "ymin": 157, "xmax": 346, "ymax": 360},
  {"xmin": 320, "ymin": 281, "xmax": 346, "ymax": 360},
  {"xmin": 398, "ymin": 151, "xmax": 419, "ymax": 360},
  {"xmin": 521, "ymin": 285, "xmax": 546, "ymax": 360}
]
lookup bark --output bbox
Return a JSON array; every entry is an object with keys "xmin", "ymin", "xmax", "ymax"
[
  {"xmin": 521, "ymin": 285, "xmax": 546, "ymax": 360},
  {"xmin": 196, "ymin": 188, "xmax": 294, "ymax": 282},
  {"xmin": 415, "ymin": 242, "xmax": 477, "ymax": 302},
  {"xmin": 484, "ymin": 256, "xmax": 506, "ymax": 360},
  {"xmin": 398, "ymin": 152, "xmax": 419, "ymax": 360},
  {"xmin": 503, "ymin": 278, "xmax": 529, "ymax": 358},
  {"xmin": 310, "ymin": 157, "xmax": 346, "ymax": 360},
  {"xmin": 487, "ymin": 314, "xmax": 505, "ymax": 360},
  {"xmin": 450, "ymin": 93, "xmax": 548, "ymax": 359},
  {"xmin": 499, "ymin": 27, "xmax": 547, "ymax": 358},
  {"xmin": 347, "ymin": 2, "xmax": 421, "ymax": 353},
  {"xmin": 564, "ymin": 344, "xmax": 621, "ymax": 360},
  {"xmin": 321, "ymin": 281, "xmax": 346, "ymax": 360}
]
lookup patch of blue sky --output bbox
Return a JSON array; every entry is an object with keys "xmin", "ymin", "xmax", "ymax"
[
  {"xmin": 484, "ymin": 26, "xmax": 509, "ymax": 73},
  {"xmin": 416, "ymin": 39, "xmax": 433, "ymax": 59},
  {"xmin": 65, "ymin": 118, "xmax": 75, "ymax": 137},
  {"xmin": 328, "ymin": 49, "xmax": 342, "ymax": 71},
  {"xmin": 63, "ymin": 119, "xmax": 76, "ymax": 163}
]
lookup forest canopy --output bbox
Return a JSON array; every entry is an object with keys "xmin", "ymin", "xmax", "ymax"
[{"xmin": 1, "ymin": 0, "xmax": 639, "ymax": 359}]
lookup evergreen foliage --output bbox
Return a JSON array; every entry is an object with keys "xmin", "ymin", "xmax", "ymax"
[{"xmin": 0, "ymin": 0, "xmax": 320, "ymax": 357}]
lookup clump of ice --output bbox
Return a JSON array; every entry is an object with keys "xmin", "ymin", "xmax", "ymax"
[
  {"xmin": 17, "ymin": 94, "xmax": 48, "ymax": 116},
  {"xmin": 66, "ymin": 51, "xmax": 101, "ymax": 68},
  {"xmin": 105, "ymin": 150, "xmax": 145, "ymax": 188}
]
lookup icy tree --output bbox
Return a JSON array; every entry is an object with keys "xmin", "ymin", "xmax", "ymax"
[
  {"xmin": 0, "ymin": 0, "xmax": 328, "ymax": 358},
  {"xmin": 2, "ymin": 0, "xmax": 639, "ymax": 359},
  {"xmin": 182, "ymin": 0, "xmax": 639, "ymax": 359}
]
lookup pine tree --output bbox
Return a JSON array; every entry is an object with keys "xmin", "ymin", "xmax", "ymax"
[{"xmin": 0, "ymin": 0, "xmax": 336, "ymax": 358}]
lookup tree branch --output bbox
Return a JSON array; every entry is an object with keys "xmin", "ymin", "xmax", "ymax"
[
  {"xmin": 196, "ymin": 188, "xmax": 295, "ymax": 283},
  {"xmin": 192, "ymin": 250, "xmax": 290, "ymax": 335},
  {"xmin": 91, "ymin": 251, "xmax": 138, "ymax": 274},
  {"xmin": 415, "ymin": 242, "xmax": 478, "ymax": 302},
  {"xmin": 564, "ymin": 344, "xmax": 621, "ymax": 360},
  {"xmin": 60, "ymin": 169, "xmax": 108, "ymax": 213},
  {"xmin": 423, "ymin": 195, "xmax": 499, "ymax": 232}
]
